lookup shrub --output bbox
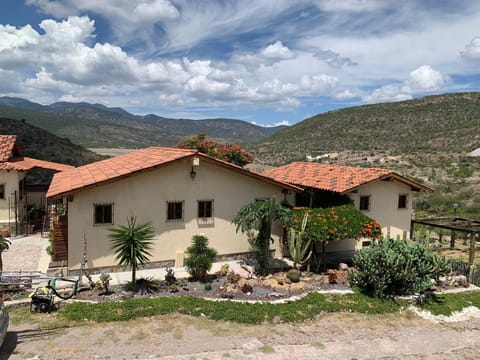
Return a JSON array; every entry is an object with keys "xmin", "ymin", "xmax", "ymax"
[
  {"xmin": 126, "ymin": 277, "xmax": 161, "ymax": 295},
  {"xmin": 185, "ymin": 235, "xmax": 218, "ymax": 281},
  {"xmin": 349, "ymin": 237, "xmax": 451, "ymax": 298},
  {"xmin": 164, "ymin": 266, "xmax": 177, "ymax": 286}
]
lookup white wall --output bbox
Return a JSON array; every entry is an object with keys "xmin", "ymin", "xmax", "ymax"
[
  {"xmin": 66, "ymin": 158, "xmax": 290, "ymax": 270},
  {"xmin": 0, "ymin": 170, "xmax": 24, "ymax": 224},
  {"xmin": 347, "ymin": 180, "xmax": 413, "ymax": 240}
]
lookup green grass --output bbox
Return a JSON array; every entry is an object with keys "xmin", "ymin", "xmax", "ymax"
[
  {"xmin": 418, "ymin": 291, "xmax": 480, "ymax": 316},
  {"xmin": 61, "ymin": 292, "xmax": 406, "ymax": 324}
]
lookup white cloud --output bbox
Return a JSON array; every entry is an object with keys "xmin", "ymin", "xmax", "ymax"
[
  {"xmin": 363, "ymin": 65, "xmax": 449, "ymax": 103},
  {"xmin": 461, "ymin": 36, "xmax": 480, "ymax": 62},
  {"xmin": 232, "ymin": 41, "xmax": 295, "ymax": 69},
  {"xmin": 362, "ymin": 84, "xmax": 412, "ymax": 103},
  {"xmin": 314, "ymin": 49, "xmax": 357, "ymax": 69},
  {"xmin": 251, "ymin": 120, "xmax": 290, "ymax": 127},
  {"xmin": 407, "ymin": 65, "xmax": 450, "ymax": 91},
  {"xmin": 314, "ymin": 0, "xmax": 389, "ymax": 12}
]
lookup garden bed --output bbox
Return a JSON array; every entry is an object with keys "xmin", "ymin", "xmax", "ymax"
[{"xmin": 74, "ymin": 268, "xmax": 351, "ymax": 303}]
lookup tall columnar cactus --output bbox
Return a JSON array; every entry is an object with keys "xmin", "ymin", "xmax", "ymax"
[{"xmin": 288, "ymin": 213, "xmax": 312, "ymax": 268}]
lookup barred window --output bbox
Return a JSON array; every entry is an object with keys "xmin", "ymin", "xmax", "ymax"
[
  {"xmin": 94, "ymin": 204, "xmax": 113, "ymax": 225},
  {"xmin": 167, "ymin": 201, "xmax": 184, "ymax": 221}
]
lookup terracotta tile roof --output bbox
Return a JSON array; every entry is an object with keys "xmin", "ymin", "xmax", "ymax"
[
  {"xmin": 47, "ymin": 147, "xmax": 302, "ymax": 198},
  {"xmin": 0, "ymin": 157, "xmax": 75, "ymax": 172},
  {"xmin": 0, "ymin": 135, "xmax": 74, "ymax": 172},
  {"xmin": 262, "ymin": 162, "xmax": 432, "ymax": 193},
  {"xmin": 0, "ymin": 135, "xmax": 21, "ymax": 162}
]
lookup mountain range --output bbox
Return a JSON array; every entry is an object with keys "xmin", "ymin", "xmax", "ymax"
[
  {"xmin": 0, "ymin": 92, "xmax": 478, "ymax": 217},
  {"xmin": 0, "ymin": 97, "xmax": 286, "ymax": 148}
]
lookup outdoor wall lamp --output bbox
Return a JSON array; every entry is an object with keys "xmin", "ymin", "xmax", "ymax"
[
  {"xmin": 190, "ymin": 156, "xmax": 200, "ymax": 180},
  {"xmin": 190, "ymin": 166, "xmax": 197, "ymax": 180}
]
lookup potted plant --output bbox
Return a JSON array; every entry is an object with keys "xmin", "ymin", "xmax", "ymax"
[{"xmin": 0, "ymin": 225, "xmax": 9, "ymax": 238}]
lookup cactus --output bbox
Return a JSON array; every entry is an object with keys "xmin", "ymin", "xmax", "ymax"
[{"xmin": 288, "ymin": 213, "xmax": 312, "ymax": 269}]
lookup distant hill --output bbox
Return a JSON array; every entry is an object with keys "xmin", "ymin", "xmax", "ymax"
[
  {"xmin": 249, "ymin": 92, "xmax": 480, "ymax": 165},
  {"xmin": 248, "ymin": 92, "xmax": 480, "ymax": 218},
  {"xmin": 0, "ymin": 97, "xmax": 287, "ymax": 148},
  {"xmin": 0, "ymin": 117, "xmax": 104, "ymax": 166}
]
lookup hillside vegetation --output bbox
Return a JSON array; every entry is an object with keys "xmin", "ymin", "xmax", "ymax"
[
  {"xmin": 0, "ymin": 97, "xmax": 285, "ymax": 148},
  {"xmin": 249, "ymin": 92, "xmax": 480, "ymax": 165},
  {"xmin": 0, "ymin": 117, "xmax": 103, "ymax": 166},
  {"xmin": 248, "ymin": 93, "xmax": 480, "ymax": 218}
]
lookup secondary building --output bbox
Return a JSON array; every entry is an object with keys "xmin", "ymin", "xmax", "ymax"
[
  {"xmin": 263, "ymin": 162, "xmax": 433, "ymax": 256},
  {"xmin": 0, "ymin": 135, "xmax": 74, "ymax": 236}
]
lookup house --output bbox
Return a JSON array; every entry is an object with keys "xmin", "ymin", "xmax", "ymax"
[
  {"xmin": 263, "ymin": 162, "xmax": 433, "ymax": 256},
  {"xmin": 0, "ymin": 135, "xmax": 74, "ymax": 236},
  {"xmin": 46, "ymin": 147, "xmax": 301, "ymax": 274}
]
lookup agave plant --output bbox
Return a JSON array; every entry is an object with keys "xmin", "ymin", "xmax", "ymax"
[{"xmin": 288, "ymin": 213, "xmax": 312, "ymax": 269}]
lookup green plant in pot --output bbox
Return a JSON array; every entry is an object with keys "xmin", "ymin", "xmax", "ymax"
[{"xmin": 286, "ymin": 213, "xmax": 311, "ymax": 283}]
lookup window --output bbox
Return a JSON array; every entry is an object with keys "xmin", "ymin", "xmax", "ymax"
[
  {"xmin": 398, "ymin": 194, "xmax": 408, "ymax": 209},
  {"xmin": 359, "ymin": 196, "xmax": 370, "ymax": 211},
  {"xmin": 94, "ymin": 204, "xmax": 113, "ymax": 225},
  {"xmin": 198, "ymin": 200, "xmax": 213, "ymax": 218},
  {"xmin": 0, "ymin": 184, "xmax": 4, "ymax": 199},
  {"xmin": 167, "ymin": 201, "xmax": 183, "ymax": 221}
]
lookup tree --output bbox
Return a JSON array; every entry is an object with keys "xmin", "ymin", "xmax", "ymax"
[
  {"xmin": 291, "ymin": 205, "xmax": 382, "ymax": 272},
  {"xmin": 177, "ymin": 132, "xmax": 254, "ymax": 167},
  {"xmin": 233, "ymin": 197, "xmax": 291, "ymax": 275},
  {"xmin": 184, "ymin": 235, "xmax": 218, "ymax": 281},
  {"xmin": 0, "ymin": 235, "xmax": 11, "ymax": 272},
  {"xmin": 108, "ymin": 216, "xmax": 155, "ymax": 284}
]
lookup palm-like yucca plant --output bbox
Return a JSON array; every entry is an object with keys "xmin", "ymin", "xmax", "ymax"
[
  {"xmin": 233, "ymin": 197, "xmax": 291, "ymax": 276},
  {"xmin": 108, "ymin": 216, "xmax": 155, "ymax": 284}
]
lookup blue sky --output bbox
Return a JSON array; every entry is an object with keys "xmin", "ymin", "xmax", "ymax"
[{"xmin": 0, "ymin": 1, "xmax": 479, "ymax": 126}]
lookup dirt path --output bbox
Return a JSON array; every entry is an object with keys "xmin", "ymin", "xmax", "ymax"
[{"xmin": 2, "ymin": 311, "xmax": 480, "ymax": 359}]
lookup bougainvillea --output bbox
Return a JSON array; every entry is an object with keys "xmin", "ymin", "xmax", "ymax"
[
  {"xmin": 177, "ymin": 132, "xmax": 254, "ymax": 167},
  {"xmin": 291, "ymin": 205, "xmax": 382, "ymax": 244}
]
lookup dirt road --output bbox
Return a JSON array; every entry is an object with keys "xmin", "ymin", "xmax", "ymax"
[{"xmin": 2, "ymin": 311, "xmax": 480, "ymax": 359}]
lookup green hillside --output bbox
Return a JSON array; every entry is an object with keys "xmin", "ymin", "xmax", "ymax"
[
  {"xmin": 0, "ymin": 98, "xmax": 285, "ymax": 148},
  {"xmin": 250, "ymin": 92, "xmax": 479, "ymax": 165},
  {"xmin": 0, "ymin": 117, "xmax": 104, "ymax": 166},
  {"xmin": 248, "ymin": 93, "xmax": 480, "ymax": 218}
]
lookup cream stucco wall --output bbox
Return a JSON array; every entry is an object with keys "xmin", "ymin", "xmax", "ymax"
[
  {"xmin": 288, "ymin": 179, "xmax": 415, "ymax": 255},
  {"xmin": 347, "ymin": 180, "xmax": 413, "ymax": 240},
  {"xmin": 0, "ymin": 170, "xmax": 24, "ymax": 224},
  {"xmin": 66, "ymin": 158, "xmax": 290, "ymax": 270}
]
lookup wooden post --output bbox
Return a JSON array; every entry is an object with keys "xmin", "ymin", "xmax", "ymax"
[
  {"xmin": 468, "ymin": 232, "xmax": 476, "ymax": 266},
  {"xmin": 450, "ymin": 230, "xmax": 456, "ymax": 249},
  {"xmin": 322, "ymin": 240, "xmax": 327, "ymax": 273}
]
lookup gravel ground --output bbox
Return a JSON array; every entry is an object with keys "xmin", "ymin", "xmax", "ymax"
[{"xmin": 2, "ymin": 309, "xmax": 480, "ymax": 359}]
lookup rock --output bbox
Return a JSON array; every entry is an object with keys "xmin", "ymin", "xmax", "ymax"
[
  {"xmin": 237, "ymin": 278, "xmax": 247, "ymax": 288},
  {"xmin": 433, "ymin": 240, "xmax": 441, "ymax": 248},
  {"xmin": 339, "ymin": 262, "xmax": 349, "ymax": 270},
  {"xmin": 327, "ymin": 269, "xmax": 338, "ymax": 284},
  {"xmin": 247, "ymin": 279, "xmax": 258, "ymax": 287},
  {"xmin": 262, "ymin": 278, "xmax": 279, "ymax": 288},
  {"xmin": 284, "ymin": 277, "xmax": 292, "ymax": 284},
  {"xmin": 268, "ymin": 292, "xmax": 282, "ymax": 298}
]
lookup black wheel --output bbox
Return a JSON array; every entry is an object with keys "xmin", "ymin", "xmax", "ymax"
[{"xmin": 38, "ymin": 302, "xmax": 50, "ymax": 313}]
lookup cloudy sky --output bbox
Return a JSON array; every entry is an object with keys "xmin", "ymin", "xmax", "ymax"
[{"xmin": 0, "ymin": 0, "xmax": 479, "ymax": 126}]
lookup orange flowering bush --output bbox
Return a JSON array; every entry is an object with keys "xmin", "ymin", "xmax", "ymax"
[
  {"xmin": 177, "ymin": 132, "xmax": 254, "ymax": 167},
  {"xmin": 291, "ymin": 205, "xmax": 382, "ymax": 243}
]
